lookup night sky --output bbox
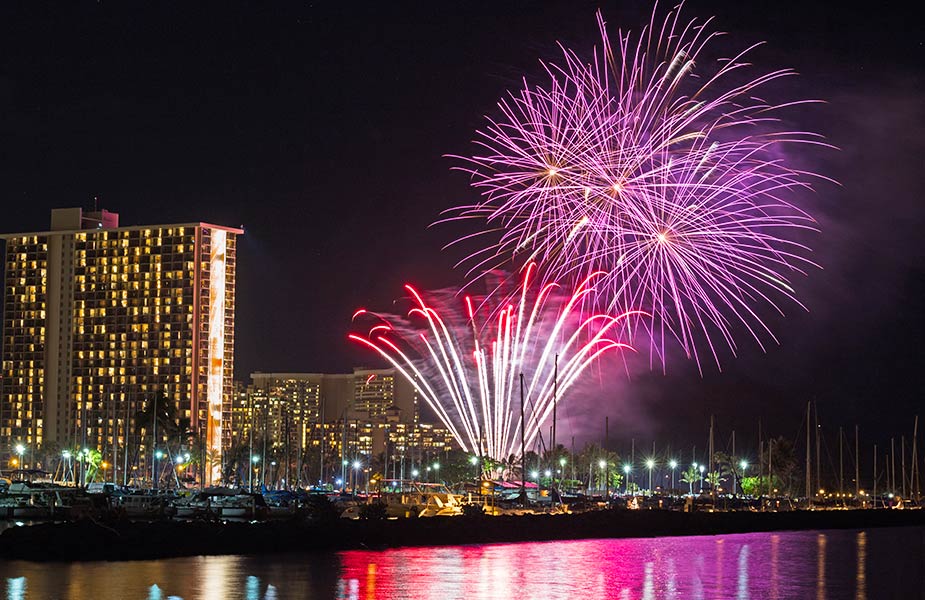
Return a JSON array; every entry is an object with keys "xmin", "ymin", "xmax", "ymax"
[{"xmin": 1, "ymin": 2, "xmax": 922, "ymax": 460}]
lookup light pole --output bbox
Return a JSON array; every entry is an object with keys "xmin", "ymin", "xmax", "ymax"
[
  {"xmin": 699, "ymin": 464, "xmax": 705, "ymax": 494},
  {"xmin": 15, "ymin": 444, "xmax": 25, "ymax": 471},
  {"xmin": 738, "ymin": 460, "xmax": 748, "ymax": 495},
  {"xmin": 558, "ymin": 457, "xmax": 567, "ymax": 503},
  {"xmin": 646, "ymin": 459, "xmax": 655, "ymax": 493},
  {"xmin": 352, "ymin": 460, "xmax": 361, "ymax": 492},
  {"xmin": 623, "ymin": 464, "xmax": 631, "ymax": 495},
  {"xmin": 433, "ymin": 462, "xmax": 440, "ymax": 483},
  {"xmin": 669, "ymin": 460, "xmax": 678, "ymax": 494},
  {"xmin": 62, "ymin": 450, "xmax": 72, "ymax": 485},
  {"xmin": 469, "ymin": 455, "xmax": 479, "ymax": 482},
  {"xmin": 154, "ymin": 450, "xmax": 164, "ymax": 492},
  {"xmin": 80, "ymin": 448, "xmax": 89, "ymax": 488},
  {"xmin": 250, "ymin": 455, "xmax": 260, "ymax": 492}
]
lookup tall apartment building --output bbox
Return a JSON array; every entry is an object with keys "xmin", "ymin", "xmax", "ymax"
[{"xmin": 1, "ymin": 208, "xmax": 241, "ymax": 482}]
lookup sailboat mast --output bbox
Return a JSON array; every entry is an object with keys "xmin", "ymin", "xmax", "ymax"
[
  {"xmin": 520, "ymin": 372, "xmax": 526, "ymax": 508},
  {"xmin": 854, "ymin": 425, "xmax": 859, "ymax": 501},
  {"xmin": 805, "ymin": 402, "xmax": 811, "ymax": 503}
]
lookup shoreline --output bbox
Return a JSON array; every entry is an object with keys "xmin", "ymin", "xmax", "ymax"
[{"xmin": 1, "ymin": 509, "xmax": 922, "ymax": 563}]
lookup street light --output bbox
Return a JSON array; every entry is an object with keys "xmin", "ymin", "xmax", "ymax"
[
  {"xmin": 699, "ymin": 464, "xmax": 705, "ymax": 494},
  {"xmin": 669, "ymin": 460, "xmax": 678, "ymax": 494},
  {"xmin": 250, "ymin": 455, "xmax": 260, "ymax": 492},
  {"xmin": 153, "ymin": 450, "xmax": 164, "ymax": 492},
  {"xmin": 469, "ymin": 455, "xmax": 479, "ymax": 481},
  {"xmin": 433, "ymin": 462, "xmax": 440, "ymax": 483},
  {"xmin": 623, "ymin": 464, "xmax": 631, "ymax": 495},
  {"xmin": 411, "ymin": 469, "xmax": 420, "ymax": 479},
  {"xmin": 645, "ymin": 459, "xmax": 655, "ymax": 493},
  {"xmin": 61, "ymin": 450, "xmax": 73, "ymax": 486},
  {"xmin": 14, "ymin": 444, "xmax": 25, "ymax": 471}
]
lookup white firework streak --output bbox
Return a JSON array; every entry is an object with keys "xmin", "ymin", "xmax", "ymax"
[{"xmin": 350, "ymin": 264, "xmax": 641, "ymax": 460}]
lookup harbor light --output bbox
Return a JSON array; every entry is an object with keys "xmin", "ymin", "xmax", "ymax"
[
  {"xmin": 559, "ymin": 457, "xmax": 567, "ymax": 467},
  {"xmin": 154, "ymin": 450, "xmax": 164, "ymax": 460},
  {"xmin": 544, "ymin": 469, "xmax": 551, "ymax": 477},
  {"xmin": 433, "ymin": 462, "xmax": 440, "ymax": 471},
  {"xmin": 530, "ymin": 470, "xmax": 539, "ymax": 479},
  {"xmin": 469, "ymin": 456, "xmax": 478, "ymax": 465},
  {"xmin": 353, "ymin": 460, "xmax": 361, "ymax": 470},
  {"xmin": 411, "ymin": 469, "xmax": 419, "ymax": 478},
  {"xmin": 252, "ymin": 455, "xmax": 260, "ymax": 464},
  {"xmin": 669, "ymin": 460, "xmax": 677, "ymax": 469},
  {"xmin": 623, "ymin": 464, "xmax": 631, "ymax": 474},
  {"xmin": 62, "ymin": 450, "xmax": 71, "ymax": 459},
  {"xmin": 739, "ymin": 460, "xmax": 748, "ymax": 471},
  {"xmin": 646, "ymin": 459, "xmax": 655, "ymax": 469},
  {"xmin": 599, "ymin": 459, "xmax": 607, "ymax": 470}
]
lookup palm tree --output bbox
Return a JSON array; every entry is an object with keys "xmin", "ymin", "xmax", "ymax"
[
  {"xmin": 205, "ymin": 448, "xmax": 222, "ymax": 485},
  {"xmin": 706, "ymin": 470, "xmax": 721, "ymax": 491},
  {"xmin": 133, "ymin": 393, "xmax": 180, "ymax": 443},
  {"xmin": 681, "ymin": 465, "xmax": 700, "ymax": 495}
]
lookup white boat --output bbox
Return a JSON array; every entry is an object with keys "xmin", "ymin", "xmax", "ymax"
[
  {"xmin": 341, "ymin": 480, "xmax": 463, "ymax": 519},
  {"xmin": 212, "ymin": 494, "xmax": 268, "ymax": 519},
  {"xmin": 120, "ymin": 494, "xmax": 170, "ymax": 518}
]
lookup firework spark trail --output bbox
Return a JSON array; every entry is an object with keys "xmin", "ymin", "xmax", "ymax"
[
  {"xmin": 350, "ymin": 264, "xmax": 640, "ymax": 461},
  {"xmin": 443, "ymin": 3, "xmax": 834, "ymax": 369}
]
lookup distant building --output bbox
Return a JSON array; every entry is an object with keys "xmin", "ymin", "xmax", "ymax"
[
  {"xmin": 229, "ymin": 369, "xmax": 454, "ymax": 486},
  {"xmin": 0, "ymin": 207, "xmax": 241, "ymax": 483}
]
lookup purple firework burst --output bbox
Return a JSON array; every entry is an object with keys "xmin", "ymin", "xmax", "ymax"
[{"xmin": 444, "ymin": 4, "xmax": 833, "ymax": 369}]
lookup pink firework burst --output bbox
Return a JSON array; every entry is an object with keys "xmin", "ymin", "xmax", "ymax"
[
  {"xmin": 444, "ymin": 4, "xmax": 834, "ymax": 369},
  {"xmin": 350, "ymin": 264, "xmax": 641, "ymax": 461}
]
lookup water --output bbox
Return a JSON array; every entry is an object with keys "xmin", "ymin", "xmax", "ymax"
[{"xmin": 1, "ymin": 527, "xmax": 923, "ymax": 599}]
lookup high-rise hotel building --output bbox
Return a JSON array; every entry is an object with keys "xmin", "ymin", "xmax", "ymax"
[{"xmin": 1, "ymin": 208, "xmax": 240, "ymax": 482}]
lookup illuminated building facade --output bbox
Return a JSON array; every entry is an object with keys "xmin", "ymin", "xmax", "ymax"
[
  {"xmin": 225, "ymin": 369, "xmax": 452, "ymax": 486},
  {"xmin": 1, "ymin": 208, "xmax": 240, "ymax": 483}
]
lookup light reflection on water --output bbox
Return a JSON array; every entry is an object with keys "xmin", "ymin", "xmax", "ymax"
[{"xmin": 1, "ymin": 527, "xmax": 923, "ymax": 599}]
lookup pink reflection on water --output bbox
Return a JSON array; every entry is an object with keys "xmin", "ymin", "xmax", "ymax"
[{"xmin": 336, "ymin": 532, "xmax": 827, "ymax": 600}]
